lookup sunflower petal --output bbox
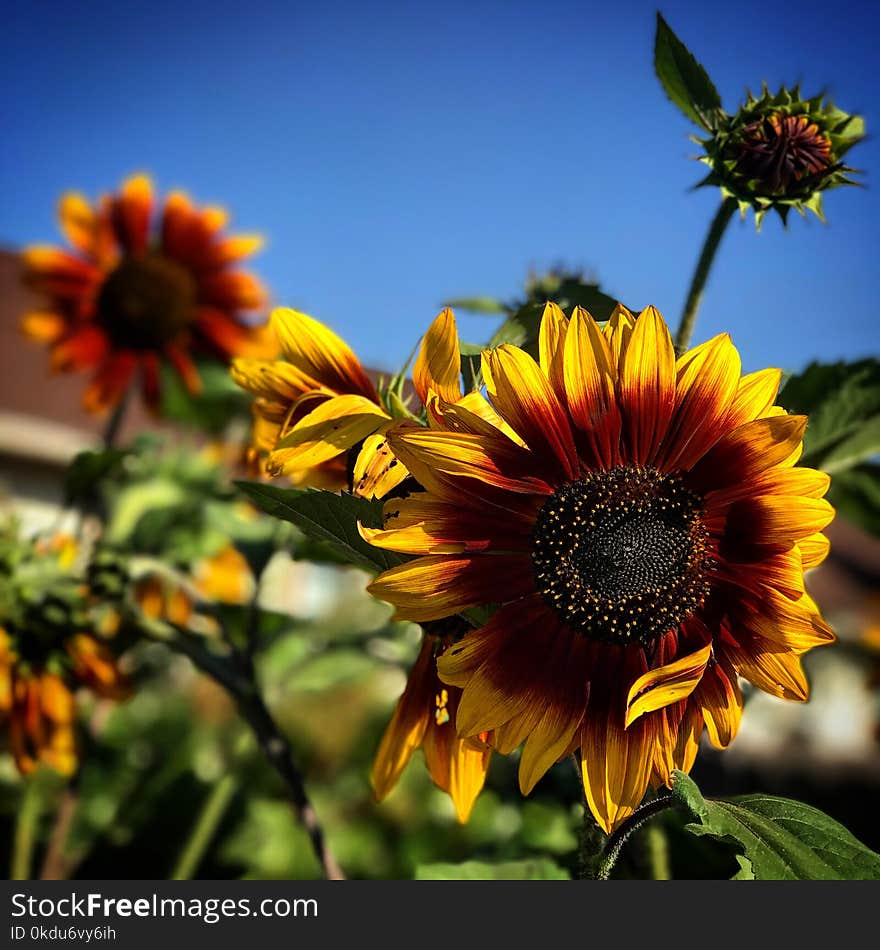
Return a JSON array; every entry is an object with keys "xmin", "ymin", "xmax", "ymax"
[
  {"xmin": 483, "ymin": 344, "xmax": 579, "ymax": 479},
  {"xmin": 371, "ymin": 636, "xmax": 434, "ymax": 800},
  {"xmin": 270, "ymin": 308, "xmax": 377, "ymax": 400},
  {"xmin": 269, "ymin": 393, "xmax": 387, "ymax": 475},
  {"xmin": 352, "ymin": 431, "xmax": 411, "ymax": 500},
  {"xmin": 625, "ymin": 643, "xmax": 712, "ymax": 727},
  {"xmin": 694, "ymin": 656, "xmax": 742, "ymax": 749},
  {"xmin": 726, "ymin": 368, "xmax": 783, "ymax": 429},
  {"xmin": 662, "ymin": 333, "xmax": 741, "ymax": 470},
  {"xmin": 616, "ymin": 305, "xmax": 676, "ymax": 466},
  {"xmin": 538, "ymin": 302, "xmax": 569, "ymax": 398},
  {"xmin": 367, "ymin": 554, "xmax": 533, "ymax": 623},
  {"xmin": 413, "ymin": 308, "xmax": 462, "ymax": 405}
]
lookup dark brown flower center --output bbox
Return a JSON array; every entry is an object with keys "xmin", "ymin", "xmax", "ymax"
[
  {"xmin": 97, "ymin": 254, "xmax": 197, "ymax": 349},
  {"xmin": 531, "ymin": 467, "xmax": 710, "ymax": 645},
  {"xmin": 733, "ymin": 113, "xmax": 833, "ymax": 194}
]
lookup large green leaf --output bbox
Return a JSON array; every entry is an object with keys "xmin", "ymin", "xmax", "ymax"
[
  {"xmin": 415, "ymin": 858, "xmax": 570, "ymax": 880},
  {"xmin": 827, "ymin": 463, "xmax": 880, "ymax": 537},
  {"xmin": 654, "ymin": 13, "xmax": 723, "ymax": 131},
  {"xmin": 672, "ymin": 772, "xmax": 880, "ymax": 880},
  {"xmin": 778, "ymin": 359, "xmax": 880, "ymax": 472},
  {"xmin": 234, "ymin": 482, "xmax": 406, "ymax": 574}
]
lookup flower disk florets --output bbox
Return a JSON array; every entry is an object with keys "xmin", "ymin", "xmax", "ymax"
[{"xmin": 531, "ymin": 467, "xmax": 710, "ymax": 646}]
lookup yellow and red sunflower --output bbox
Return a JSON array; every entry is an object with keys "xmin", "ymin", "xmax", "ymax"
[
  {"xmin": 363, "ymin": 302, "xmax": 835, "ymax": 833},
  {"xmin": 21, "ymin": 174, "xmax": 274, "ymax": 413}
]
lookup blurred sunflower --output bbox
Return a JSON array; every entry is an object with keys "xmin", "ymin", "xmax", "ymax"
[
  {"xmin": 0, "ymin": 531, "xmax": 128, "ymax": 776},
  {"xmin": 21, "ymin": 174, "xmax": 274, "ymax": 413},
  {"xmin": 231, "ymin": 305, "xmax": 508, "ymax": 499},
  {"xmin": 364, "ymin": 303, "xmax": 835, "ymax": 833},
  {"xmin": 372, "ymin": 624, "xmax": 492, "ymax": 824}
]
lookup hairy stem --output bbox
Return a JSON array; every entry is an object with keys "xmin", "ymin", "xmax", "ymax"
[
  {"xmin": 594, "ymin": 793, "xmax": 675, "ymax": 881},
  {"xmin": 676, "ymin": 197, "xmax": 737, "ymax": 353}
]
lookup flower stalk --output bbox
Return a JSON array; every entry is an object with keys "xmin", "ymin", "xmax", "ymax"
[{"xmin": 676, "ymin": 197, "xmax": 737, "ymax": 353}]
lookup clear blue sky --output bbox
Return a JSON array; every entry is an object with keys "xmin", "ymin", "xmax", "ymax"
[{"xmin": 1, "ymin": 0, "xmax": 877, "ymax": 376}]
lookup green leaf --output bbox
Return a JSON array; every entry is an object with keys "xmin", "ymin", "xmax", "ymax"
[
  {"xmin": 827, "ymin": 464, "xmax": 880, "ymax": 537},
  {"xmin": 234, "ymin": 482, "xmax": 406, "ymax": 574},
  {"xmin": 778, "ymin": 359, "xmax": 880, "ymax": 472},
  {"xmin": 654, "ymin": 13, "xmax": 723, "ymax": 131},
  {"xmin": 64, "ymin": 448, "xmax": 129, "ymax": 505},
  {"xmin": 159, "ymin": 360, "xmax": 251, "ymax": 434},
  {"xmin": 442, "ymin": 296, "xmax": 510, "ymax": 315},
  {"xmin": 460, "ymin": 342, "xmax": 484, "ymax": 392},
  {"xmin": 415, "ymin": 858, "xmax": 570, "ymax": 880},
  {"xmin": 672, "ymin": 772, "xmax": 880, "ymax": 879}
]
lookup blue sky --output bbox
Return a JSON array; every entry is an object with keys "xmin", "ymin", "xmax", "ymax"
[{"xmin": 1, "ymin": 0, "xmax": 877, "ymax": 376}]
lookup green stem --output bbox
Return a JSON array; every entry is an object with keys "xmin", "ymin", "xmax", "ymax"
[
  {"xmin": 644, "ymin": 822, "xmax": 672, "ymax": 880},
  {"xmin": 594, "ymin": 793, "xmax": 675, "ymax": 880},
  {"xmin": 11, "ymin": 778, "xmax": 42, "ymax": 880},
  {"xmin": 676, "ymin": 197, "xmax": 737, "ymax": 353},
  {"xmin": 153, "ymin": 624, "xmax": 345, "ymax": 880},
  {"xmin": 171, "ymin": 773, "xmax": 239, "ymax": 880},
  {"xmin": 101, "ymin": 385, "xmax": 132, "ymax": 450}
]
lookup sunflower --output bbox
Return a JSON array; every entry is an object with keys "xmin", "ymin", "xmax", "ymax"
[
  {"xmin": 21, "ymin": 174, "xmax": 274, "ymax": 413},
  {"xmin": 372, "ymin": 623, "xmax": 492, "ymax": 823},
  {"xmin": 231, "ymin": 305, "xmax": 506, "ymax": 498},
  {"xmin": 0, "ymin": 531, "xmax": 128, "ymax": 776},
  {"xmin": 363, "ymin": 303, "xmax": 835, "ymax": 833}
]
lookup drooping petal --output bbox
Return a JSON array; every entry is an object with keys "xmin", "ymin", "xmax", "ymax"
[
  {"xmin": 625, "ymin": 643, "xmax": 712, "ymax": 727},
  {"xmin": 82, "ymin": 352, "xmax": 140, "ymax": 413},
  {"xmin": 616, "ymin": 305, "xmax": 676, "ymax": 466},
  {"xmin": 367, "ymin": 554, "xmax": 534, "ymax": 623},
  {"xmin": 371, "ymin": 636, "xmax": 435, "ymax": 801},
  {"xmin": 268, "ymin": 393, "xmax": 388, "ymax": 475},
  {"xmin": 694, "ymin": 655, "xmax": 743, "ymax": 749},
  {"xmin": 413, "ymin": 308, "xmax": 462, "ymax": 405},
  {"xmin": 580, "ymin": 648, "xmax": 657, "ymax": 834},
  {"xmin": 165, "ymin": 346, "xmax": 203, "ymax": 396},
  {"xmin": 483, "ymin": 344, "xmax": 579, "ymax": 479}
]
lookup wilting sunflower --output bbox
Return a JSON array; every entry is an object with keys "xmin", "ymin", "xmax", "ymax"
[
  {"xmin": 231, "ymin": 305, "xmax": 508, "ymax": 498},
  {"xmin": 372, "ymin": 623, "xmax": 492, "ymax": 823},
  {"xmin": 363, "ymin": 303, "xmax": 834, "ymax": 833},
  {"xmin": 21, "ymin": 174, "xmax": 274, "ymax": 413},
  {"xmin": 0, "ymin": 530, "xmax": 128, "ymax": 776}
]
